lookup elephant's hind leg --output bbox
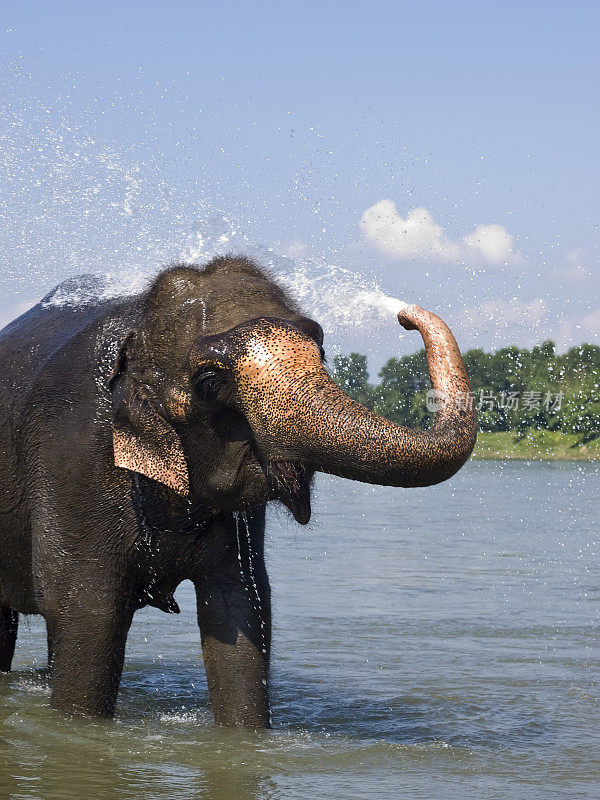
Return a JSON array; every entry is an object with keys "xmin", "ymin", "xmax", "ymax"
[{"xmin": 0, "ymin": 606, "xmax": 18, "ymax": 671}]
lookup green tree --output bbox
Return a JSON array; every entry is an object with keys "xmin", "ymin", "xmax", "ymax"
[
  {"xmin": 463, "ymin": 348, "xmax": 494, "ymax": 391},
  {"xmin": 373, "ymin": 350, "xmax": 429, "ymax": 427},
  {"xmin": 331, "ymin": 353, "xmax": 374, "ymax": 409},
  {"xmin": 561, "ymin": 377, "xmax": 600, "ymax": 442},
  {"xmin": 331, "ymin": 342, "xmax": 600, "ymax": 443}
]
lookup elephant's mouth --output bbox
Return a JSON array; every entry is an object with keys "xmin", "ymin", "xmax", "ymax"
[{"xmin": 267, "ymin": 461, "xmax": 311, "ymax": 525}]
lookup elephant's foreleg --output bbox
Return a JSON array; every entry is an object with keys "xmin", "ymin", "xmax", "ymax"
[
  {"xmin": 46, "ymin": 604, "xmax": 133, "ymax": 717},
  {"xmin": 196, "ymin": 572, "xmax": 271, "ymax": 729},
  {"xmin": 0, "ymin": 607, "xmax": 18, "ymax": 671}
]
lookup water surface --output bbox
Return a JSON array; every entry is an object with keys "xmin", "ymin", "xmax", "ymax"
[{"xmin": 1, "ymin": 461, "xmax": 598, "ymax": 799}]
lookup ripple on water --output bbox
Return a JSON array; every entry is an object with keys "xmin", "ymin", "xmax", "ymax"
[{"xmin": 2, "ymin": 464, "xmax": 600, "ymax": 799}]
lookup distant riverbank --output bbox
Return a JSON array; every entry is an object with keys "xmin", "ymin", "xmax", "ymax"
[{"xmin": 473, "ymin": 431, "xmax": 599, "ymax": 461}]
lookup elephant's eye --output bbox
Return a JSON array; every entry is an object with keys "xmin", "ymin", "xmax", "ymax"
[{"xmin": 194, "ymin": 369, "xmax": 225, "ymax": 402}]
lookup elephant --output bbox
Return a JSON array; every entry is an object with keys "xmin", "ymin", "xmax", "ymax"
[{"xmin": 0, "ymin": 256, "xmax": 476, "ymax": 727}]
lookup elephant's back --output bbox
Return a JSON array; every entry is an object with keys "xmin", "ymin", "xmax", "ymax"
[
  {"xmin": 0, "ymin": 274, "xmax": 136, "ymax": 496},
  {"xmin": 0, "ymin": 277, "xmax": 137, "ymax": 579},
  {"xmin": 0, "ymin": 275, "xmax": 129, "ymax": 397},
  {"xmin": 0, "ymin": 277, "xmax": 114, "ymax": 609}
]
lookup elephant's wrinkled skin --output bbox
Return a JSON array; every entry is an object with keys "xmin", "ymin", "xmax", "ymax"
[{"xmin": 0, "ymin": 257, "xmax": 476, "ymax": 726}]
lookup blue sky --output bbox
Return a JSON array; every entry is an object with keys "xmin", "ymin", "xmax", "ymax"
[{"xmin": 1, "ymin": 1, "xmax": 598, "ymax": 368}]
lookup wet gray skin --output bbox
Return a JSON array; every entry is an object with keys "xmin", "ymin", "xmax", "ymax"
[{"xmin": 0, "ymin": 256, "xmax": 475, "ymax": 728}]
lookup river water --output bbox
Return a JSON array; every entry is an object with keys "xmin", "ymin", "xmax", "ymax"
[{"xmin": 1, "ymin": 460, "xmax": 598, "ymax": 799}]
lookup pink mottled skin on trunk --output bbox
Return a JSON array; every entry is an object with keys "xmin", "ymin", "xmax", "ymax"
[{"xmin": 222, "ymin": 304, "xmax": 477, "ymax": 489}]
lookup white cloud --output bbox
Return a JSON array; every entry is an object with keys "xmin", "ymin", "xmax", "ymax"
[
  {"xmin": 558, "ymin": 247, "xmax": 595, "ymax": 282},
  {"xmin": 450, "ymin": 297, "xmax": 548, "ymax": 349},
  {"xmin": 554, "ymin": 307, "xmax": 600, "ymax": 349},
  {"xmin": 450, "ymin": 297, "xmax": 600, "ymax": 352},
  {"xmin": 462, "ymin": 224, "xmax": 515, "ymax": 265},
  {"xmin": 360, "ymin": 200, "xmax": 522, "ymax": 267},
  {"xmin": 359, "ymin": 201, "xmax": 459, "ymax": 261},
  {"xmin": 578, "ymin": 308, "xmax": 600, "ymax": 338}
]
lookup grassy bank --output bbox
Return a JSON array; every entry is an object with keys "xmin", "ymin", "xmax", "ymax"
[{"xmin": 472, "ymin": 431, "xmax": 599, "ymax": 461}]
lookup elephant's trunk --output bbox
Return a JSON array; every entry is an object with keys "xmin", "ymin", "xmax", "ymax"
[{"xmin": 230, "ymin": 306, "xmax": 477, "ymax": 492}]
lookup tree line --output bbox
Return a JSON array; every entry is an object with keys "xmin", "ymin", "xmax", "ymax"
[{"xmin": 331, "ymin": 341, "xmax": 600, "ymax": 442}]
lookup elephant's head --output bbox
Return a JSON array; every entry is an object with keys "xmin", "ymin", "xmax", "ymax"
[{"xmin": 110, "ymin": 258, "xmax": 476, "ymax": 522}]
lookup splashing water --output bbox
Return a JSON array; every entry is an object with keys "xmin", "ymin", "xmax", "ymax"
[
  {"xmin": 0, "ymin": 70, "xmax": 408, "ymax": 333},
  {"xmin": 34, "ymin": 216, "xmax": 409, "ymax": 329},
  {"xmin": 271, "ymin": 255, "xmax": 409, "ymax": 333},
  {"xmin": 233, "ymin": 511, "xmax": 246, "ymax": 587},
  {"xmin": 233, "ymin": 511, "xmax": 268, "ymax": 659},
  {"xmin": 241, "ymin": 512, "xmax": 268, "ymax": 656}
]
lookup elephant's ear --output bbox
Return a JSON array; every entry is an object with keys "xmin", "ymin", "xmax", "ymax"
[{"xmin": 109, "ymin": 332, "xmax": 189, "ymax": 496}]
